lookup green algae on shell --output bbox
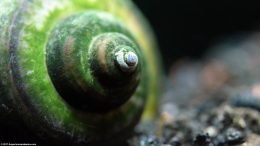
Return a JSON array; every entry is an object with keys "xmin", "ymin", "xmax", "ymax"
[{"xmin": 0, "ymin": 0, "xmax": 162, "ymax": 144}]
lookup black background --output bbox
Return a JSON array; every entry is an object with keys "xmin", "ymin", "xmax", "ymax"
[{"xmin": 132, "ymin": 0, "xmax": 260, "ymax": 71}]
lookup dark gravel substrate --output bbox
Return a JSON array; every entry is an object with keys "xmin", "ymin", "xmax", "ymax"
[{"xmin": 128, "ymin": 33, "xmax": 260, "ymax": 146}]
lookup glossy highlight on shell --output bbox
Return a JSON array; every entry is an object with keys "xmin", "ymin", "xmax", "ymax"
[{"xmin": 0, "ymin": 0, "xmax": 161, "ymax": 145}]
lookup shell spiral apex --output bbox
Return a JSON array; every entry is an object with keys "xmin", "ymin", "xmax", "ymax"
[{"xmin": 46, "ymin": 12, "xmax": 143, "ymax": 112}]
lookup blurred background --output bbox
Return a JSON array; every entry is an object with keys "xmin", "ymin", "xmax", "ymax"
[{"xmin": 133, "ymin": 0, "xmax": 260, "ymax": 71}]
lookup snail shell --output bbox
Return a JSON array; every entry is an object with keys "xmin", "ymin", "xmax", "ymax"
[{"xmin": 0, "ymin": 0, "xmax": 161, "ymax": 144}]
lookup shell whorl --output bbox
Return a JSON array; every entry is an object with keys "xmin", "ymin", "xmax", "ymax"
[{"xmin": 46, "ymin": 11, "xmax": 142, "ymax": 112}]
